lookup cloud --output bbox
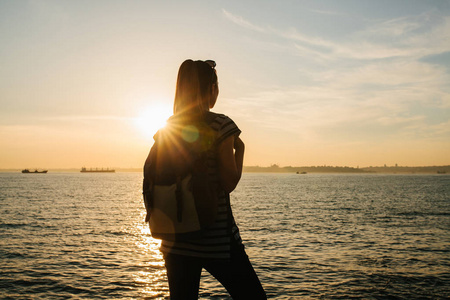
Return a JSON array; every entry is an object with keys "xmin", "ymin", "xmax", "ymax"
[
  {"xmin": 364, "ymin": 15, "xmax": 425, "ymax": 37},
  {"xmin": 222, "ymin": 9, "xmax": 266, "ymax": 33},
  {"xmin": 221, "ymin": 8, "xmax": 450, "ymax": 148},
  {"xmin": 223, "ymin": 9, "xmax": 450, "ymax": 61},
  {"xmin": 350, "ymin": 14, "xmax": 450, "ymax": 58},
  {"xmin": 46, "ymin": 115, "xmax": 131, "ymax": 122},
  {"xmin": 225, "ymin": 57, "xmax": 450, "ymax": 142},
  {"xmin": 309, "ymin": 9, "xmax": 343, "ymax": 16}
]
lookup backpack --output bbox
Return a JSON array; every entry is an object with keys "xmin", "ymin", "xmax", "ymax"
[{"xmin": 143, "ymin": 114, "xmax": 219, "ymax": 241}]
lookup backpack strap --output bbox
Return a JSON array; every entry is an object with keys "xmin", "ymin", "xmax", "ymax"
[
  {"xmin": 143, "ymin": 180, "xmax": 154, "ymax": 222},
  {"xmin": 175, "ymin": 175, "xmax": 183, "ymax": 222},
  {"xmin": 143, "ymin": 130, "xmax": 161, "ymax": 222}
]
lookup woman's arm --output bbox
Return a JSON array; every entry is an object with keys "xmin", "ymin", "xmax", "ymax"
[{"xmin": 217, "ymin": 135, "xmax": 245, "ymax": 193}]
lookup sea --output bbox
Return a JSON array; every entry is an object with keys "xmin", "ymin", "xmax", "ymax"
[{"xmin": 1, "ymin": 172, "xmax": 449, "ymax": 299}]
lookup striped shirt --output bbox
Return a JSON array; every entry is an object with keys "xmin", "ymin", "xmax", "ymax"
[{"xmin": 159, "ymin": 112, "xmax": 243, "ymax": 260}]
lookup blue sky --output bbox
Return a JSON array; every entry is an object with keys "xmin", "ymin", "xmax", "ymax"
[{"xmin": 1, "ymin": 0, "xmax": 449, "ymax": 168}]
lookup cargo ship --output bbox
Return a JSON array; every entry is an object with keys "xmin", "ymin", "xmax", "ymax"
[
  {"xmin": 80, "ymin": 167, "xmax": 115, "ymax": 173},
  {"xmin": 22, "ymin": 169, "xmax": 48, "ymax": 173}
]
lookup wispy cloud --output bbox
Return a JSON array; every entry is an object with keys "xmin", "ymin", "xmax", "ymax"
[
  {"xmin": 222, "ymin": 9, "xmax": 450, "ymax": 61},
  {"xmin": 309, "ymin": 9, "xmax": 343, "ymax": 16},
  {"xmin": 46, "ymin": 115, "xmax": 131, "ymax": 122},
  {"xmin": 350, "ymin": 14, "xmax": 450, "ymax": 58},
  {"xmin": 222, "ymin": 9, "xmax": 267, "ymax": 33},
  {"xmin": 224, "ymin": 58, "xmax": 450, "ymax": 143},
  {"xmin": 363, "ymin": 15, "xmax": 425, "ymax": 37},
  {"xmin": 0, "ymin": 115, "xmax": 133, "ymax": 127}
]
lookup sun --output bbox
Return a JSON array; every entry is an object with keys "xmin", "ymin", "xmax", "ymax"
[{"xmin": 134, "ymin": 102, "xmax": 172, "ymax": 140}]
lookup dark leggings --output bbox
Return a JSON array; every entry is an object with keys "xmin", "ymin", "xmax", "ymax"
[{"xmin": 163, "ymin": 239, "xmax": 267, "ymax": 300}]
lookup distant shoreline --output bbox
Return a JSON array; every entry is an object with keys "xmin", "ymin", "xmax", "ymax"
[
  {"xmin": 1, "ymin": 165, "xmax": 449, "ymax": 174},
  {"xmin": 243, "ymin": 165, "xmax": 450, "ymax": 174}
]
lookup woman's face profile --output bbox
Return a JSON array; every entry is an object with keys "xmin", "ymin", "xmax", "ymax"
[{"xmin": 210, "ymin": 80, "xmax": 219, "ymax": 109}]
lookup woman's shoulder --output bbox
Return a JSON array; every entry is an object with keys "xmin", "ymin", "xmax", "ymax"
[
  {"xmin": 206, "ymin": 112, "xmax": 241, "ymax": 140},
  {"xmin": 207, "ymin": 111, "xmax": 227, "ymax": 120},
  {"xmin": 206, "ymin": 111, "xmax": 235, "ymax": 124}
]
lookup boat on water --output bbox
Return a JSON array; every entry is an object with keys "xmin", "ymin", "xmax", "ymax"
[
  {"xmin": 22, "ymin": 169, "xmax": 48, "ymax": 174},
  {"xmin": 80, "ymin": 167, "xmax": 115, "ymax": 173}
]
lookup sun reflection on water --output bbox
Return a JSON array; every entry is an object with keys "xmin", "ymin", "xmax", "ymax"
[{"xmin": 131, "ymin": 210, "xmax": 169, "ymax": 298}]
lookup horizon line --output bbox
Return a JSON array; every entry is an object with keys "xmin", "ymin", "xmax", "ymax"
[{"xmin": 1, "ymin": 164, "xmax": 449, "ymax": 171}]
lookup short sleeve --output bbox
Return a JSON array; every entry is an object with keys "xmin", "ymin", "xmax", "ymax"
[{"xmin": 215, "ymin": 115, "xmax": 241, "ymax": 145}]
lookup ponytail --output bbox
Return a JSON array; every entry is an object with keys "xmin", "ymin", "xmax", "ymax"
[
  {"xmin": 173, "ymin": 59, "xmax": 216, "ymax": 118},
  {"xmin": 174, "ymin": 60, "xmax": 204, "ymax": 116}
]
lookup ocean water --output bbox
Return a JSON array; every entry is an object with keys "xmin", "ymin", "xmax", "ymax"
[{"xmin": 0, "ymin": 172, "xmax": 449, "ymax": 299}]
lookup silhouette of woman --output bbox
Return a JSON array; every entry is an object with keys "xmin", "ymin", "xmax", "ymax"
[{"xmin": 149, "ymin": 60, "xmax": 266, "ymax": 299}]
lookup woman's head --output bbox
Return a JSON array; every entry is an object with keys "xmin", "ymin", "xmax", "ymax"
[{"xmin": 173, "ymin": 59, "xmax": 218, "ymax": 116}]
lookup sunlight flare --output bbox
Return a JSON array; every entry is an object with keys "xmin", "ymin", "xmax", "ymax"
[{"xmin": 134, "ymin": 102, "xmax": 172, "ymax": 140}]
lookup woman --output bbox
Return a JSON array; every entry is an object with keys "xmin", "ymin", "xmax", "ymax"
[{"xmin": 153, "ymin": 59, "xmax": 266, "ymax": 299}]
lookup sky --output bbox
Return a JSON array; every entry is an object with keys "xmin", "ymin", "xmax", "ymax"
[{"xmin": 1, "ymin": 0, "xmax": 449, "ymax": 169}]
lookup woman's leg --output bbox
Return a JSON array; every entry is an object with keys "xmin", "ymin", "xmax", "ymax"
[
  {"xmin": 164, "ymin": 253, "xmax": 203, "ymax": 300},
  {"xmin": 204, "ymin": 240, "xmax": 267, "ymax": 299}
]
